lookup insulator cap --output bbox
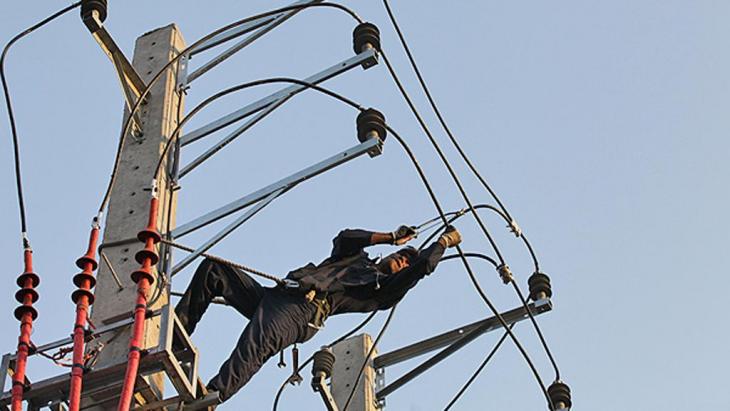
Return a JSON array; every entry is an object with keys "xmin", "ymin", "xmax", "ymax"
[
  {"xmin": 14, "ymin": 305, "xmax": 38, "ymax": 321},
  {"xmin": 137, "ymin": 228, "xmax": 162, "ymax": 244},
  {"xmin": 80, "ymin": 0, "xmax": 107, "ymax": 32},
  {"xmin": 73, "ymin": 272, "xmax": 97, "ymax": 289},
  {"xmin": 15, "ymin": 288, "xmax": 39, "ymax": 304},
  {"xmin": 312, "ymin": 348, "xmax": 336, "ymax": 378},
  {"xmin": 135, "ymin": 248, "xmax": 160, "ymax": 265},
  {"xmin": 16, "ymin": 272, "xmax": 40, "ymax": 288},
  {"xmin": 548, "ymin": 380, "xmax": 572, "ymax": 409},
  {"xmin": 131, "ymin": 267, "xmax": 155, "ymax": 285},
  {"xmin": 353, "ymin": 22, "xmax": 381, "ymax": 53},
  {"xmin": 528, "ymin": 272, "xmax": 553, "ymax": 300},
  {"xmin": 71, "ymin": 289, "xmax": 95, "ymax": 305},
  {"xmin": 356, "ymin": 108, "xmax": 387, "ymax": 143},
  {"xmin": 76, "ymin": 255, "xmax": 98, "ymax": 271}
]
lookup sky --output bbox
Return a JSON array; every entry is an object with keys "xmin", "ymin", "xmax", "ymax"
[{"xmin": 1, "ymin": 1, "xmax": 729, "ymax": 410}]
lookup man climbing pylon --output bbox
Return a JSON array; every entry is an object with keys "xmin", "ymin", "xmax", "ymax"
[{"xmin": 175, "ymin": 225, "xmax": 462, "ymax": 404}]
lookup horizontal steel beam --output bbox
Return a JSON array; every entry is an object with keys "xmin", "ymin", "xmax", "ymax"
[
  {"xmin": 171, "ymin": 136, "xmax": 381, "ymax": 238},
  {"xmin": 375, "ymin": 300, "xmax": 551, "ymax": 400},
  {"xmin": 171, "ymin": 188, "xmax": 286, "ymax": 275},
  {"xmin": 180, "ymin": 48, "xmax": 378, "ymax": 146},
  {"xmin": 373, "ymin": 299, "xmax": 552, "ymax": 369}
]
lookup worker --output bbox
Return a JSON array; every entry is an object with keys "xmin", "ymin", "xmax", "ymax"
[{"xmin": 175, "ymin": 225, "xmax": 462, "ymax": 403}]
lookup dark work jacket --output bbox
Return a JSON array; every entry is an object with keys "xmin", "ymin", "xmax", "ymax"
[{"xmin": 285, "ymin": 229, "xmax": 445, "ymax": 312}]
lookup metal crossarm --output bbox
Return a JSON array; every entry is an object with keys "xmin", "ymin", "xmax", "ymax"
[
  {"xmin": 185, "ymin": 0, "xmax": 323, "ymax": 85},
  {"xmin": 373, "ymin": 299, "xmax": 552, "ymax": 401},
  {"xmin": 171, "ymin": 136, "xmax": 382, "ymax": 239},
  {"xmin": 180, "ymin": 48, "xmax": 378, "ymax": 147},
  {"xmin": 171, "ymin": 188, "xmax": 287, "ymax": 275}
]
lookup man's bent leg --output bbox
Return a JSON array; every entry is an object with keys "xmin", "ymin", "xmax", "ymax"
[
  {"xmin": 175, "ymin": 258, "xmax": 264, "ymax": 335},
  {"xmin": 207, "ymin": 289, "xmax": 317, "ymax": 402}
]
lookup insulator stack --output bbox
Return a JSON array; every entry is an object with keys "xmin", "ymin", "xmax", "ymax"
[
  {"xmin": 11, "ymin": 247, "xmax": 40, "ymax": 411},
  {"xmin": 353, "ymin": 22, "xmax": 381, "ymax": 53},
  {"xmin": 117, "ymin": 193, "xmax": 161, "ymax": 411},
  {"xmin": 312, "ymin": 347, "xmax": 336, "ymax": 379},
  {"xmin": 356, "ymin": 108, "xmax": 387, "ymax": 143},
  {"xmin": 68, "ymin": 222, "xmax": 101, "ymax": 411},
  {"xmin": 548, "ymin": 380, "xmax": 572, "ymax": 409},
  {"xmin": 528, "ymin": 272, "xmax": 553, "ymax": 301}
]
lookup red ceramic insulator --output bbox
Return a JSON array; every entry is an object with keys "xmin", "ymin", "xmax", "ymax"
[{"xmin": 11, "ymin": 248, "xmax": 38, "ymax": 411}]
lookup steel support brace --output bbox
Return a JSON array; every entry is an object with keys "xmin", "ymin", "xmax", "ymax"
[
  {"xmin": 171, "ymin": 188, "xmax": 286, "ymax": 275},
  {"xmin": 179, "ymin": 48, "xmax": 378, "ymax": 147},
  {"xmin": 88, "ymin": 26, "xmax": 147, "ymax": 134},
  {"xmin": 185, "ymin": 0, "xmax": 323, "ymax": 85},
  {"xmin": 373, "ymin": 299, "xmax": 552, "ymax": 400},
  {"xmin": 171, "ymin": 136, "xmax": 382, "ymax": 238}
]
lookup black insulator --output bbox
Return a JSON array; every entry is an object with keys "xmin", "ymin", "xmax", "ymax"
[
  {"xmin": 16, "ymin": 272, "xmax": 40, "ymax": 288},
  {"xmin": 73, "ymin": 272, "xmax": 97, "ymax": 289},
  {"xmin": 312, "ymin": 348, "xmax": 336, "ymax": 378},
  {"xmin": 548, "ymin": 380, "xmax": 572, "ymax": 409},
  {"xmin": 356, "ymin": 108, "xmax": 387, "ymax": 143},
  {"xmin": 81, "ymin": 0, "xmax": 108, "ymax": 24},
  {"xmin": 71, "ymin": 288, "xmax": 95, "ymax": 305},
  {"xmin": 528, "ymin": 272, "xmax": 553, "ymax": 301},
  {"xmin": 15, "ymin": 288, "xmax": 39, "ymax": 304},
  {"xmin": 14, "ymin": 305, "xmax": 38, "ymax": 321},
  {"xmin": 135, "ymin": 248, "xmax": 160, "ymax": 265},
  {"xmin": 353, "ymin": 22, "xmax": 381, "ymax": 53}
]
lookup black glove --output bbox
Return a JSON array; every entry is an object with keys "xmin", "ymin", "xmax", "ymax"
[
  {"xmin": 392, "ymin": 225, "xmax": 417, "ymax": 245},
  {"xmin": 438, "ymin": 225, "xmax": 462, "ymax": 248}
]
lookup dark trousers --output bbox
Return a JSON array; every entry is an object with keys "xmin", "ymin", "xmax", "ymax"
[{"xmin": 175, "ymin": 259, "xmax": 318, "ymax": 402}]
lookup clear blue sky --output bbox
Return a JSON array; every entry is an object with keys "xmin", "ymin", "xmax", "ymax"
[{"xmin": 2, "ymin": 1, "xmax": 729, "ymax": 410}]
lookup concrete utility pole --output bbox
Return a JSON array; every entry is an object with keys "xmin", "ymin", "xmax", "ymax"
[
  {"xmin": 331, "ymin": 334, "xmax": 379, "ymax": 411},
  {"xmin": 89, "ymin": 24, "xmax": 185, "ymax": 408}
]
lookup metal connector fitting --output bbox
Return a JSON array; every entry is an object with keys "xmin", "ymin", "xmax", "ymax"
[{"xmin": 497, "ymin": 264, "xmax": 513, "ymax": 284}]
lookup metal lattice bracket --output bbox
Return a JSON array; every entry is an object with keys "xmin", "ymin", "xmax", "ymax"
[{"xmin": 0, "ymin": 304, "xmax": 202, "ymax": 409}]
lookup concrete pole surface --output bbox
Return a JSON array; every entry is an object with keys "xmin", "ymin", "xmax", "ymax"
[
  {"xmin": 87, "ymin": 24, "xmax": 185, "ymax": 409},
  {"xmin": 331, "ymin": 334, "xmax": 379, "ymax": 411}
]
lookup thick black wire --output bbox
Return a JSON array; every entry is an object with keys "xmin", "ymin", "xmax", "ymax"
[
  {"xmin": 380, "ymin": 51, "xmax": 506, "ymax": 266},
  {"xmin": 421, "ymin": 205, "xmax": 540, "ymax": 272},
  {"xmin": 271, "ymin": 311, "xmax": 377, "ymax": 411},
  {"xmin": 98, "ymin": 2, "xmax": 362, "ymax": 213},
  {"xmin": 382, "ymin": 0, "xmax": 515, "ymax": 223},
  {"xmin": 1, "ymin": 1, "xmax": 82, "ymax": 244},
  {"xmin": 386, "ymin": 125, "xmax": 554, "ymax": 409},
  {"xmin": 443, "ymin": 325, "xmax": 513, "ymax": 410}
]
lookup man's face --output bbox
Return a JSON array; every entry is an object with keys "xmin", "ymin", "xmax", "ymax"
[{"xmin": 378, "ymin": 253, "xmax": 410, "ymax": 274}]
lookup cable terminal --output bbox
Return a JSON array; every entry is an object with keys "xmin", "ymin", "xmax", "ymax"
[
  {"xmin": 497, "ymin": 264, "xmax": 513, "ymax": 285},
  {"xmin": 21, "ymin": 232, "xmax": 32, "ymax": 251},
  {"xmin": 508, "ymin": 220, "xmax": 522, "ymax": 237}
]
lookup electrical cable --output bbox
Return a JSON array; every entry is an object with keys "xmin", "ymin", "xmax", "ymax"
[
  {"xmin": 380, "ymin": 51, "xmax": 506, "ymax": 266},
  {"xmin": 443, "ymin": 325, "xmax": 513, "ymax": 411},
  {"xmin": 98, "ymin": 2, "xmax": 363, "ymax": 215},
  {"xmin": 1, "ymin": 1, "xmax": 82, "ymax": 245},
  {"xmin": 381, "ymin": 0, "xmax": 515, "ymax": 223}
]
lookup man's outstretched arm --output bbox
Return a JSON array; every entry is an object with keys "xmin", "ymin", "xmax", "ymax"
[{"xmin": 330, "ymin": 225, "xmax": 417, "ymax": 258}]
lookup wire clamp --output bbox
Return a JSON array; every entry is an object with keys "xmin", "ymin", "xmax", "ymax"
[
  {"xmin": 508, "ymin": 220, "xmax": 522, "ymax": 237},
  {"xmin": 496, "ymin": 264, "xmax": 513, "ymax": 285}
]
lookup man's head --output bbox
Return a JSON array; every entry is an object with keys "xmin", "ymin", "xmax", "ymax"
[{"xmin": 377, "ymin": 247, "xmax": 418, "ymax": 275}]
